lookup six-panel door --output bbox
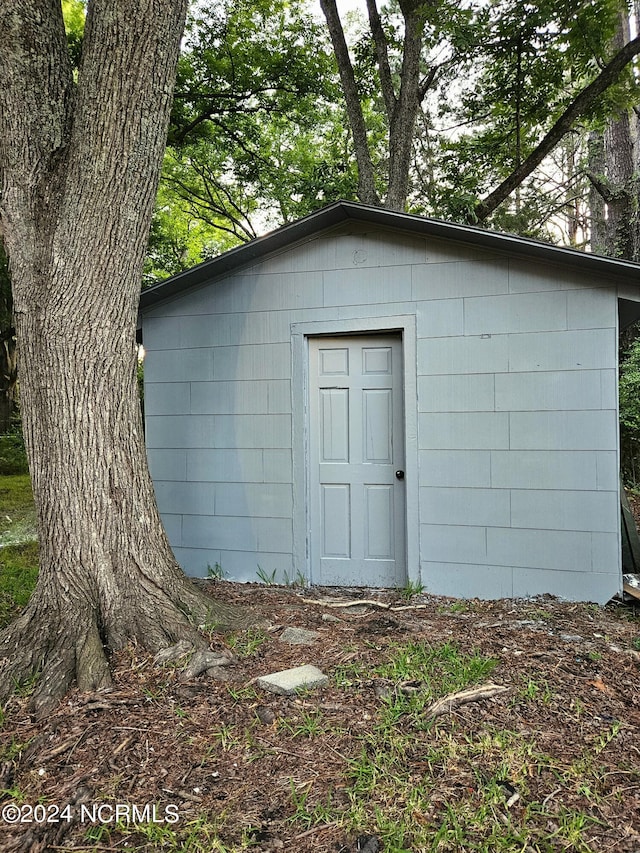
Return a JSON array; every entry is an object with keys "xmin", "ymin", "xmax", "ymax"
[{"xmin": 308, "ymin": 335, "xmax": 406, "ymax": 586}]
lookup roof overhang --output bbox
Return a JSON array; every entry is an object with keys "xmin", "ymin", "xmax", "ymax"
[{"xmin": 139, "ymin": 200, "xmax": 640, "ymax": 312}]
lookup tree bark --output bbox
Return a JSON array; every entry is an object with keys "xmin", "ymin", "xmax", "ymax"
[
  {"xmin": 385, "ymin": 0, "xmax": 428, "ymax": 211},
  {"xmin": 594, "ymin": 8, "xmax": 640, "ymax": 261},
  {"xmin": 320, "ymin": 0, "xmax": 381, "ymax": 206},
  {"xmin": 0, "ymin": 0, "xmax": 253, "ymax": 717},
  {"xmin": 322, "ymin": 0, "xmax": 429, "ymax": 212},
  {"xmin": 588, "ymin": 130, "xmax": 608, "ymax": 255}
]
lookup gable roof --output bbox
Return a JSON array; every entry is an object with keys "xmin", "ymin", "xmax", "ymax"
[{"xmin": 139, "ymin": 199, "xmax": 640, "ymax": 310}]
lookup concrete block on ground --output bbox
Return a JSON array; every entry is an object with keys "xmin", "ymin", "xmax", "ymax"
[
  {"xmin": 256, "ymin": 664, "xmax": 328, "ymax": 696},
  {"xmin": 279, "ymin": 627, "xmax": 320, "ymax": 645}
]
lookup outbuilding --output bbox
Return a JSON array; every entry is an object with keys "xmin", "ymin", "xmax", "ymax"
[{"xmin": 138, "ymin": 200, "xmax": 640, "ymax": 603}]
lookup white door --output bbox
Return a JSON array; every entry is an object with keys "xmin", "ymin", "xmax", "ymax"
[{"xmin": 308, "ymin": 335, "xmax": 406, "ymax": 587}]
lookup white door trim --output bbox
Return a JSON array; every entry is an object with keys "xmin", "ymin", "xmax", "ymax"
[{"xmin": 291, "ymin": 315, "xmax": 419, "ymax": 587}]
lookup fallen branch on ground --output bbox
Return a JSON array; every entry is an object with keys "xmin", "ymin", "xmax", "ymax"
[
  {"xmin": 427, "ymin": 683, "xmax": 508, "ymax": 717},
  {"xmin": 301, "ymin": 597, "xmax": 428, "ymax": 612}
]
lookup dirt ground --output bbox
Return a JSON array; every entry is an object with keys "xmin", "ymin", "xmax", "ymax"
[{"xmin": 1, "ymin": 582, "xmax": 639, "ymax": 853}]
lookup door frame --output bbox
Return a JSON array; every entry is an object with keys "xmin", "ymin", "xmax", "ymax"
[{"xmin": 291, "ymin": 315, "xmax": 419, "ymax": 587}]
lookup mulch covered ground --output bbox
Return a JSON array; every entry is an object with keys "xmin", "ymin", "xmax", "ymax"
[{"xmin": 1, "ymin": 583, "xmax": 639, "ymax": 853}]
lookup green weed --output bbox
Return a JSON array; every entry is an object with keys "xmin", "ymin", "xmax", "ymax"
[
  {"xmin": 206, "ymin": 562, "xmax": 227, "ymax": 581},
  {"xmin": 282, "ymin": 569, "xmax": 307, "ymax": 588},
  {"xmin": 436, "ymin": 600, "xmax": 470, "ymax": 614},
  {"xmin": 225, "ymin": 627, "xmax": 267, "ymax": 657},
  {"xmin": 279, "ymin": 709, "xmax": 324, "ymax": 739},
  {"xmin": 255, "ymin": 565, "xmax": 277, "ymax": 585},
  {"xmin": 397, "ymin": 579, "xmax": 425, "ymax": 600}
]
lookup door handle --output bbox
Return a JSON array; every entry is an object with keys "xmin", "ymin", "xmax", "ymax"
[{"xmin": 395, "ymin": 470, "xmax": 405, "ymax": 480}]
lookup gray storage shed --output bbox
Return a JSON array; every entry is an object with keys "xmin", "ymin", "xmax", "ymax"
[{"xmin": 139, "ymin": 200, "xmax": 640, "ymax": 603}]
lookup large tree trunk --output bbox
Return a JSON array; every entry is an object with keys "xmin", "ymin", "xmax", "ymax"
[
  {"xmin": 0, "ymin": 1, "xmax": 252, "ymax": 718},
  {"xmin": 586, "ymin": 7, "xmax": 640, "ymax": 262}
]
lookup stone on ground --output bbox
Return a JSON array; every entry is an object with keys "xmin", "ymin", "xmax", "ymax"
[
  {"xmin": 279, "ymin": 627, "xmax": 320, "ymax": 645},
  {"xmin": 256, "ymin": 664, "xmax": 328, "ymax": 696}
]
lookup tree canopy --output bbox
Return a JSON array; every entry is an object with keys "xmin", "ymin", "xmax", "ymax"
[{"xmin": 148, "ymin": 0, "xmax": 640, "ymax": 277}]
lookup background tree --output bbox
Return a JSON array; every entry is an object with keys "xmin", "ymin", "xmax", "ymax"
[
  {"xmin": 146, "ymin": 0, "xmax": 355, "ymax": 280},
  {"xmin": 318, "ymin": 0, "xmax": 640, "ymax": 227},
  {"xmin": 0, "ymin": 0, "xmax": 251, "ymax": 717}
]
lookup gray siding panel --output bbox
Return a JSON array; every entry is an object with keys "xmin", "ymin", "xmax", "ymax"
[
  {"xmin": 495, "ymin": 370, "xmax": 606, "ymax": 411},
  {"xmin": 600, "ymin": 370, "xmax": 618, "ymax": 409},
  {"xmin": 213, "ymin": 343, "xmax": 291, "ymax": 380},
  {"xmin": 420, "ymin": 487, "xmax": 510, "ymax": 527},
  {"xmin": 510, "ymin": 489, "xmax": 618, "ymax": 532},
  {"xmin": 486, "ymin": 527, "xmax": 593, "ymax": 572},
  {"xmin": 186, "ymin": 449, "xmax": 264, "ymax": 482},
  {"xmin": 419, "ymin": 412, "xmax": 509, "ymax": 449},
  {"xmin": 591, "ymin": 532, "xmax": 620, "ymax": 571},
  {"xmin": 146, "ymin": 414, "xmax": 291, "ymax": 449},
  {"xmin": 263, "ymin": 449, "xmax": 293, "ymax": 483},
  {"xmin": 419, "ymin": 449, "xmax": 492, "ymax": 488},
  {"xmin": 323, "ymin": 265, "xmax": 413, "ymax": 307},
  {"xmin": 253, "ymin": 231, "xmax": 428, "ymax": 273},
  {"xmin": 172, "ymin": 547, "xmax": 221, "ymax": 578},
  {"xmin": 215, "ymin": 483, "xmax": 293, "ymax": 518},
  {"xmin": 267, "ymin": 380, "xmax": 292, "ymax": 414},
  {"xmin": 416, "ymin": 299, "xmax": 464, "ymax": 337},
  {"xmin": 144, "ymin": 383, "xmax": 191, "ymax": 415},
  {"xmin": 143, "ymin": 316, "xmax": 182, "ymax": 348},
  {"xmin": 420, "ymin": 524, "xmax": 487, "ymax": 562},
  {"xmin": 567, "ymin": 288, "xmax": 616, "ymax": 329},
  {"xmin": 218, "ymin": 550, "xmax": 294, "ymax": 582},
  {"xmin": 421, "ymin": 562, "xmax": 513, "ymax": 599},
  {"xmin": 155, "ymin": 481, "xmax": 215, "ymax": 517},
  {"xmin": 182, "ymin": 514, "xmax": 258, "ymax": 551},
  {"xmin": 190, "ymin": 380, "xmax": 270, "ymax": 415},
  {"xmin": 508, "ymin": 329, "xmax": 616, "ymax": 372},
  {"xmin": 595, "ymin": 452, "xmax": 619, "ymax": 491},
  {"xmin": 418, "ymin": 374, "xmax": 495, "ymax": 412},
  {"xmin": 512, "ymin": 568, "xmax": 619, "ymax": 602},
  {"xmin": 491, "ymin": 450, "xmax": 598, "ymax": 490},
  {"xmin": 412, "ymin": 259, "xmax": 509, "ymax": 300},
  {"xmin": 418, "ymin": 335, "xmax": 509, "ymax": 375},
  {"xmin": 146, "ymin": 449, "xmax": 186, "ymax": 481},
  {"xmin": 507, "ymin": 260, "xmax": 600, "ymax": 293},
  {"xmin": 257, "ymin": 517, "xmax": 293, "ymax": 552},
  {"xmin": 464, "ymin": 291, "xmax": 567, "ymax": 335},
  {"xmin": 161, "ymin": 514, "xmax": 183, "ymax": 547},
  {"xmin": 509, "ymin": 410, "xmax": 617, "ymax": 450},
  {"xmin": 144, "ymin": 348, "xmax": 214, "ymax": 383}
]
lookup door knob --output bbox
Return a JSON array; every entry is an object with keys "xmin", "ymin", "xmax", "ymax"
[{"xmin": 395, "ymin": 470, "xmax": 405, "ymax": 480}]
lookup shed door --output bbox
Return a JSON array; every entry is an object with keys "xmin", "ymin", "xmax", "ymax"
[{"xmin": 308, "ymin": 335, "xmax": 406, "ymax": 587}]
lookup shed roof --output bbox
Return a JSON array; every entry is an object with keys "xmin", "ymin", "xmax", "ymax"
[{"xmin": 139, "ymin": 200, "xmax": 640, "ymax": 310}]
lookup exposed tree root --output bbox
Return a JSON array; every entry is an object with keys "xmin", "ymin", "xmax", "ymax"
[{"xmin": 0, "ymin": 576, "xmax": 262, "ymax": 719}]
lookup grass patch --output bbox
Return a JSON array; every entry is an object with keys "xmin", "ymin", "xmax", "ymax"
[
  {"xmin": 0, "ymin": 473, "xmax": 38, "ymax": 627},
  {"xmin": 289, "ymin": 641, "xmax": 614, "ymax": 851},
  {"xmin": 0, "ymin": 430, "xmax": 28, "ymax": 476},
  {"xmin": 0, "ymin": 473, "xmax": 36, "ymax": 543},
  {"xmin": 374, "ymin": 640, "xmax": 498, "ymax": 696},
  {"xmin": 0, "ymin": 541, "xmax": 39, "ymax": 629}
]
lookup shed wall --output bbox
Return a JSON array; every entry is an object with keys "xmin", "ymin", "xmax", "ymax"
[{"xmin": 142, "ymin": 226, "xmax": 621, "ymax": 602}]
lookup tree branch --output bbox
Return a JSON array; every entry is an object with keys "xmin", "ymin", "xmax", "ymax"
[
  {"xmin": 473, "ymin": 33, "xmax": 640, "ymax": 222},
  {"xmin": 365, "ymin": 0, "xmax": 397, "ymax": 119},
  {"xmin": 385, "ymin": 2, "xmax": 427, "ymax": 210},
  {"xmin": 320, "ymin": 0, "xmax": 381, "ymax": 205}
]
